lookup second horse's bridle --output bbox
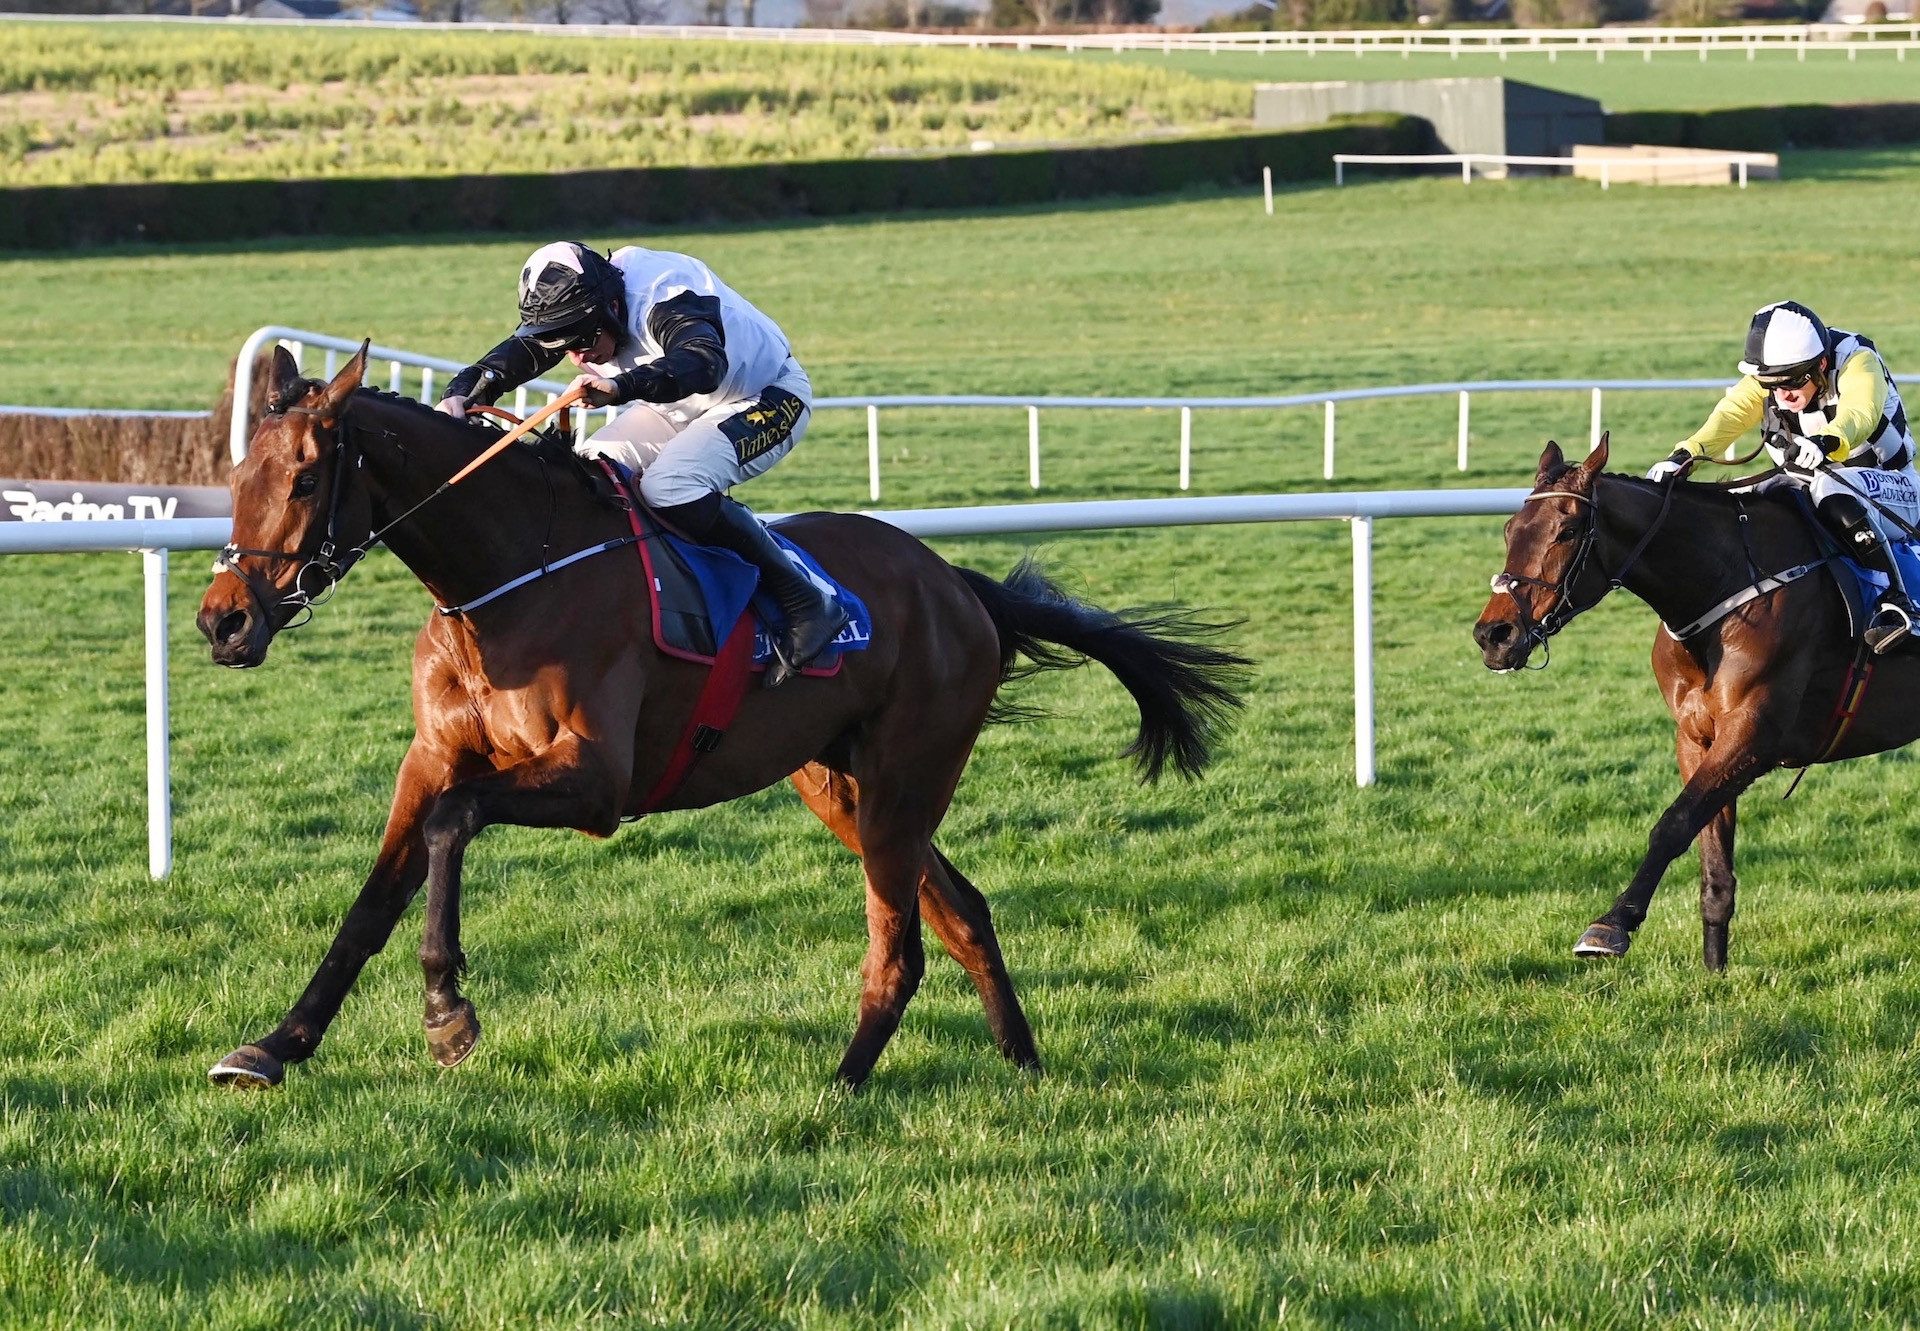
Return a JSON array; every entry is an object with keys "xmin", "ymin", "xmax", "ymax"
[{"xmin": 1490, "ymin": 477, "xmax": 1677, "ymax": 668}]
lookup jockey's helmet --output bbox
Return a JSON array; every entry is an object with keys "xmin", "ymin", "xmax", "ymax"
[
  {"xmin": 1738, "ymin": 300, "xmax": 1831, "ymax": 388},
  {"xmin": 514, "ymin": 242, "xmax": 624, "ymax": 351}
]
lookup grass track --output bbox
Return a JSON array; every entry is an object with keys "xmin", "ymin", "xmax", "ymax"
[{"xmin": 6, "ymin": 154, "xmax": 1920, "ymax": 1327}]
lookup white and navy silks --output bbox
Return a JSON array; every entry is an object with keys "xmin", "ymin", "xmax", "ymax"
[
  {"xmin": 1756, "ymin": 330, "xmax": 1920, "ymax": 542},
  {"xmin": 444, "ymin": 246, "xmax": 809, "ymax": 510}
]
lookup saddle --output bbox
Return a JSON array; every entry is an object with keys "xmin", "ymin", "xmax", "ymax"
[{"xmin": 595, "ymin": 461, "xmax": 872, "ymax": 674}]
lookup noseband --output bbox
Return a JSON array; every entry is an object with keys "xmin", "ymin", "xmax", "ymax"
[{"xmin": 1489, "ymin": 478, "xmax": 1677, "ymax": 667}]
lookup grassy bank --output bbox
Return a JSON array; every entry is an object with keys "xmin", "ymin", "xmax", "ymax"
[{"xmin": 0, "ymin": 21, "xmax": 1248, "ymax": 185}]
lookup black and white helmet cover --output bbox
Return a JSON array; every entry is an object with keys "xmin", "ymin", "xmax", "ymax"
[
  {"xmin": 1738, "ymin": 300, "xmax": 1832, "ymax": 384},
  {"xmin": 514, "ymin": 241, "xmax": 625, "ymax": 349}
]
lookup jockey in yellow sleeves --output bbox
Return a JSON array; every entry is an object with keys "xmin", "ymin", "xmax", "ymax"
[{"xmin": 1648, "ymin": 300, "xmax": 1920, "ymax": 654}]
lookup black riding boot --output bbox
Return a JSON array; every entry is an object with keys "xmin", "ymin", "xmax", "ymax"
[
  {"xmin": 1820, "ymin": 491, "xmax": 1918, "ymax": 654},
  {"xmin": 657, "ymin": 493, "xmax": 850, "ymax": 687}
]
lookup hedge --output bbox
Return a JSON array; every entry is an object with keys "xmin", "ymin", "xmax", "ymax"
[
  {"xmin": 0, "ymin": 116, "xmax": 1432, "ymax": 251},
  {"xmin": 1605, "ymin": 102, "xmax": 1920, "ymax": 153}
]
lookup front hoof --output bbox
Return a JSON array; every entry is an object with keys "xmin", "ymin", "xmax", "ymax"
[
  {"xmin": 208, "ymin": 1044, "xmax": 285, "ymax": 1089},
  {"xmin": 425, "ymin": 1000, "xmax": 481, "ymax": 1068},
  {"xmin": 1573, "ymin": 922, "xmax": 1631, "ymax": 959}
]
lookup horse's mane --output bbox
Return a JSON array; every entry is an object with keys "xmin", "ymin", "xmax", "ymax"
[{"xmin": 338, "ymin": 384, "xmax": 591, "ymax": 472}]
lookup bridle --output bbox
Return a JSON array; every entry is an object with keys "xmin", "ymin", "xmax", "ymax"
[
  {"xmin": 214, "ymin": 393, "xmax": 583, "ymax": 632},
  {"xmin": 213, "ymin": 408, "xmax": 373, "ymax": 632},
  {"xmin": 1489, "ymin": 476, "xmax": 1677, "ymax": 668}
]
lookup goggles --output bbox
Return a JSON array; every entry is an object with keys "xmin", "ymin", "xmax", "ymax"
[{"xmin": 1759, "ymin": 371, "xmax": 1815, "ymax": 393}]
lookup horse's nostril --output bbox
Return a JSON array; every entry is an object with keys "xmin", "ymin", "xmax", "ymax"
[
  {"xmin": 215, "ymin": 609, "xmax": 250, "ymax": 646},
  {"xmin": 1475, "ymin": 620, "xmax": 1516, "ymax": 651}
]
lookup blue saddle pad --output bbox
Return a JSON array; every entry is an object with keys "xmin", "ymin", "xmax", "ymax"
[{"xmin": 663, "ymin": 522, "xmax": 873, "ymax": 671}]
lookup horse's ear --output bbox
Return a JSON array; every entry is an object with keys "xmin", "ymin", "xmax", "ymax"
[
  {"xmin": 1583, "ymin": 431, "xmax": 1611, "ymax": 475},
  {"xmin": 1535, "ymin": 440, "xmax": 1565, "ymax": 484},
  {"xmin": 267, "ymin": 345, "xmax": 303, "ymax": 414},
  {"xmin": 317, "ymin": 339, "xmax": 370, "ymax": 423}
]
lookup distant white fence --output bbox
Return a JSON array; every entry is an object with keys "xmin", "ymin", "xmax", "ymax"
[
  {"xmin": 0, "ymin": 487, "xmax": 1529, "ymax": 878},
  {"xmin": 1334, "ymin": 152, "xmax": 1757, "ymax": 189},
  {"xmin": 5, "ymin": 13, "xmax": 1916, "ymax": 56}
]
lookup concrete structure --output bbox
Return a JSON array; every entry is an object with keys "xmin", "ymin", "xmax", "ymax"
[
  {"xmin": 1254, "ymin": 77, "xmax": 1603, "ymax": 163},
  {"xmin": 1570, "ymin": 143, "xmax": 1780, "ymax": 187}
]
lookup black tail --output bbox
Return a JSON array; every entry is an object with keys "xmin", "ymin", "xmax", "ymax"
[{"xmin": 956, "ymin": 557, "xmax": 1250, "ymax": 782}]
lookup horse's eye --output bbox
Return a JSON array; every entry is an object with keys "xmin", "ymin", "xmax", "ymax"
[{"xmin": 293, "ymin": 472, "xmax": 319, "ymax": 499}]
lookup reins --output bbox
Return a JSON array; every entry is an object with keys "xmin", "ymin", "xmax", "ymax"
[{"xmin": 215, "ymin": 386, "xmax": 587, "ymax": 630}]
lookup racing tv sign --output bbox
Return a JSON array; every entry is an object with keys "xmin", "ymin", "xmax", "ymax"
[{"xmin": 1, "ymin": 479, "xmax": 230, "ymax": 523}]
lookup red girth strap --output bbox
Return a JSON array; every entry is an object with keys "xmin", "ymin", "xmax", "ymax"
[
  {"xmin": 638, "ymin": 610, "xmax": 758, "ymax": 815},
  {"xmin": 1782, "ymin": 643, "xmax": 1877, "ymax": 799}
]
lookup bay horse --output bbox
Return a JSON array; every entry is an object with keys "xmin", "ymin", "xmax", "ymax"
[
  {"xmin": 196, "ymin": 344, "xmax": 1247, "ymax": 1090},
  {"xmin": 1474, "ymin": 436, "xmax": 1920, "ymax": 970}
]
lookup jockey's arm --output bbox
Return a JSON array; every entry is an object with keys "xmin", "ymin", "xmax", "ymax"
[
  {"xmin": 443, "ymin": 335, "xmax": 565, "ymax": 408},
  {"xmin": 1823, "ymin": 347, "xmax": 1891, "ymax": 460},
  {"xmin": 1677, "ymin": 376, "xmax": 1765, "ymax": 462},
  {"xmin": 609, "ymin": 293, "xmax": 729, "ymax": 405}
]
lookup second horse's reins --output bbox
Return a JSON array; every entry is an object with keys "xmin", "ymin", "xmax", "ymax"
[{"xmin": 215, "ymin": 387, "xmax": 587, "ymax": 630}]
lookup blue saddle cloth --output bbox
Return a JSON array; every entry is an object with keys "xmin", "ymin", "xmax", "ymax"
[
  {"xmin": 628, "ymin": 500, "xmax": 871, "ymax": 672},
  {"xmin": 1836, "ymin": 542, "xmax": 1920, "ymax": 610},
  {"xmin": 1791, "ymin": 491, "xmax": 1920, "ymax": 639}
]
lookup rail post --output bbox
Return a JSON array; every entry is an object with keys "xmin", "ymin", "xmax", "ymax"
[
  {"xmin": 1324, "ymin": 401, "xmax": 1337, "ymax": 480},
  {"xmin": 1590, "ymin": 387, "xmax": 1603, "ymax": 452},
  {"xmin": 142, "ymin": 548, "xmax": 172, "ymax": 880},
  {"xmin": 1179, "ymin": 406, "xmax": 1192, "ymax": 491},
  {"xmin": 1351, "ymin": 516, "xmax": 1375, "ymax": 788},
  {"xmin": 1028, "ymin": 405, "xmax": 1041, "ymax": 489},
  {"xmin": 1263, "ymin": 166, "xmax": 1274, "ymax": 215},
  {"xmin": 1458, "ymin": 390, "xmax": 1471, "ymax": 471},
  {"xmin": 867, "ymin": 404, "xmax": 881, "ymax": 502}
]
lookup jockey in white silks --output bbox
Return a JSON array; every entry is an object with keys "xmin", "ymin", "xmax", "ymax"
[
  {"xmin": 438, "ymin": 241, "xmax": 847, "ymax": 687},
  {"xmin": 1647, "ymin": 299, "xmax": 1920, "ymax": 655}
]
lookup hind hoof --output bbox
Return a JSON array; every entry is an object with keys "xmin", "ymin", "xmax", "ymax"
[
  {"xmin": 1573, "ymin": 922, "xmax": 1631, "ymax": 958},
  {"xmin": 208, "ymin": 1044, "xmax": 284, "ymax": 1089},
  {"xmin": 426, "ymin": 1000, "xmax": 481, "ymax": 1068}
]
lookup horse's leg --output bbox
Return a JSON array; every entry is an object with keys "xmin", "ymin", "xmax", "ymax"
[
  {"xmin": 1575, "ymin": 716, "xmax": 1775, "ymax": 959},
  {"xmin": 923, "ymin": 847, "xmax": 1042, "ymax": 1071},
  {"xmin": 1675, "ymin": 732, "xmax": 1740, "ymax": 972},
  {"xmin": 1699, "ymin": 802, "xmax": 1738, "ymax": 972},
  {"xmin": 417, "ymin": 737, "xmax": 623, "ymax": 1067},
  {"xmin": 209, "ymin": 742, "xmax": 455, "ymax": 1088},
  {"xmin": 791, "ymin": 764, "xmax": 1039, "ymax": 1071}
]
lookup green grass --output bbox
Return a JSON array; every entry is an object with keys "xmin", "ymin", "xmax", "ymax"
[
  {"xmin": 8, "ymin": 152, "xmax": 1920, "ymax": 1326},
  {"xmin": 1084, "ymin": 45, "xmax": 1920, "ymax": 111},
  {"xmin": 0, "ymin": 21, "xmax": 1247, "ymax": 185}
]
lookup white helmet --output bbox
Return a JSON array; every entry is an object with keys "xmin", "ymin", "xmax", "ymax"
[{"xmin": 1737, "ymin": 300, "xmax": 1831, "ymax": 385}]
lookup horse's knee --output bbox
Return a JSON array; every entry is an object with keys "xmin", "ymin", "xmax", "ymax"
[{"xmin": 422, "ymin": 798, "xmax": 479, "ymax": 857}]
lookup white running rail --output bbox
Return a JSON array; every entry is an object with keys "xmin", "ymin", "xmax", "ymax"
[
  {"xmin": 218, "ymin": 325, "xmax": 1757, "ymax": 501},
  {"xmin": 0, "ymin": 487, "xmax": 1528, "ymax": 878}
]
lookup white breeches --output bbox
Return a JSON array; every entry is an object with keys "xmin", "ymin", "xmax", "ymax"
[
  {"xmin": 573, "ymin": 358, "xmax": 813, "ymax": 509},
  {"xmin": 1811, "ymin": 463, "xmax": 1920, "ymax": 543}
]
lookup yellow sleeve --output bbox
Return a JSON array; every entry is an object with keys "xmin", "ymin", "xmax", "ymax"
[
  {"xmin": 1822, "ymin": 348, "xmax": 1890, "ymax": 459},
  {"xmin": 1680, "ymin": 377, "xmax": 1766, "ymax": 461}
]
